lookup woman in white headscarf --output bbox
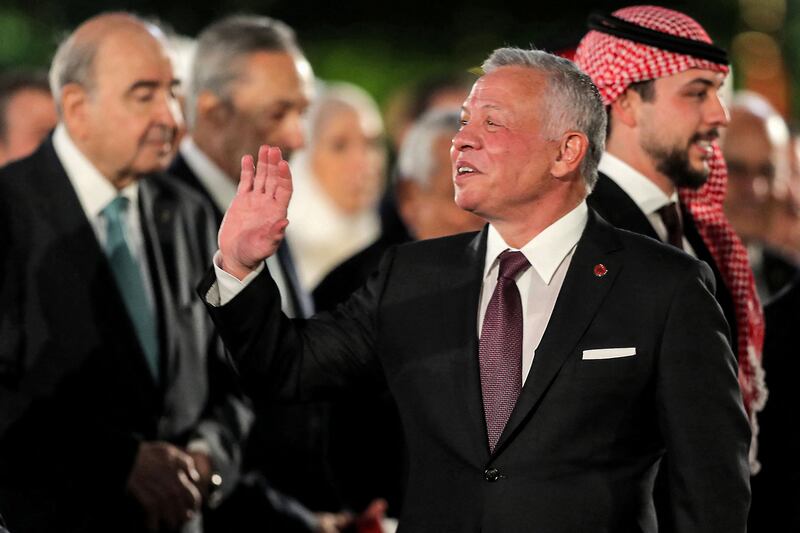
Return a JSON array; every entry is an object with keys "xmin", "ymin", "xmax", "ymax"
[{"xmin": 287, "ymin": 81, "xmax": 386, "ymax": 291}]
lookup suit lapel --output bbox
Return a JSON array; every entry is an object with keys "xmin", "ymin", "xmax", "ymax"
[
  {"xmin": 590, "ymin": 173, "xmax": 660, "ymax": 241},
  {"xmin": 493, "ymin": 212, "xmax": 624, "ymax": 454},
  {"xmin": 445, "ymin": 228, "xmax": 491, "ymax": 462},
  {"xmin": 35, "ymin": 140, "xmax": 160, "ymax": 394}
]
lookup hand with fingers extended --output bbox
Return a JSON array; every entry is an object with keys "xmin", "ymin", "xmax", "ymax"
[
  {"xmin": 218, "ymin": 145, "xmax": 293, "ymax": 280},
  {"xmin": 126, "ymin": 441, "xmax": 203, "ymax": 532}
]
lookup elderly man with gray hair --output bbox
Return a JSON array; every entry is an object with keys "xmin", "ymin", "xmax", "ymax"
[
  {"xmin": 0, "ymin": 12, "xmax": 251, "ymax": 533},
  {"xmin": 171, "ymin": 14, "xmax": 363, "ymax": 533},
  {"xmin": 201, "ymin": 46, "xmax": 750, "ymax": 532}
]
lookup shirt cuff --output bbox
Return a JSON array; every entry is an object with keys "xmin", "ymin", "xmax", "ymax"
[{"xmin": 207, "ymin": 251, "xmax": 265, "ymax": 307}]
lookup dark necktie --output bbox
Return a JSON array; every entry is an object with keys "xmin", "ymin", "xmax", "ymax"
[
  {"xmin": 657, "ymin": 202, "xmax": 684, "ymax": 250},
  {"xmin": 102, "ymin": 196, "xmax": 159, "ymax": 380},
  {"xmin": 479, "ymin": 250, "xmax": 531, "ymax": 453}
]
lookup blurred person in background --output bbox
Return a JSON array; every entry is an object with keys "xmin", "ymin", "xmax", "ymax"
[
  {"xmin": 313, "ymin": 109, "xmax": 484, "ymax": 519},
  {"xmin": 314, "ymin": 108, "xmax": 484, "ymax": 310},
  {"xmin": 748, "ymin": 274, "xmax": 800, "ymax": 532},
  {"xmin": 173, "ymin": 14, "xmax": 356, "ymax": 533},
  {"xmin": 0, "ymin": 70, "xmax": 56, "ymax": 166},
  {"xmin": 287, "ymin": 81, "xmax": 386, "ymax": 292},
  {"xmin": 381, "ymin": 72, "xmax": 475, "ymax": 246},
  {"xmin": 720, "ymin": 91, "xmax": 800, "ymax": 301},
  {"xmin": 0, "ymin": 12, "xmax": 250, "ymax": 533},
  {"xmin": 763, "ymin": 131, "xmax": 800, "ymax": 258}
]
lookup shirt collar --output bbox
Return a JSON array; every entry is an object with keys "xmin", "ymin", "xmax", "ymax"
[
  {"xmin": 179, "ymin": 136, "xmax": 237, "ymax": 212},
  {"xmin": 598, "ymin": 152, "xmax": 679, "ymax": 215},
  {"xmin": 52, "ymin": 123, "xmax": 138, "ymax": 218},
  {"xmin": 484, "ymin": 201, "xmax": 588, "ymax": 285}
]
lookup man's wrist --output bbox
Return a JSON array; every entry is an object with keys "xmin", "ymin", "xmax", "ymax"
[{"xmin": 218, "ymin": 253, "xmax": 257, "ymax": 281}]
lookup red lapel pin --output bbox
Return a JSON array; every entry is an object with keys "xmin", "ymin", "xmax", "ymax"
[{"xmin": 593, "ymin": 263, "xmax": 608, "ymax": 277}]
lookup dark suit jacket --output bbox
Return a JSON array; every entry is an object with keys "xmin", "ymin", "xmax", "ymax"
[
  {"xmin": 313, "ymin": 234, "xmax": 408, "ymax": 514},
  {"xmin": 201, "ymin": 211, "xmax": 751, "ymax": 533},
  {"xmin": 748, "ymin": 278, "xmax": 800, "ymax": 532},
  {"xmin": 169, "ymin": 151, "xmax": 340, "ymax": 511},
  {"xmin": 588, "ymin": 172, "xmax": 739, "ymax": 354},
  {"xmin": 0, "ymin": 139, "xmax": 250, "ymax": 533}
]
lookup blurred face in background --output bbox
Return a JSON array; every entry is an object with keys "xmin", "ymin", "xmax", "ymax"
[
  {"xmin": 220, "ymin": 51, "xmax": 311, "ymax": 174},
  {"xmin": 0, "ymin": 88, "xmax": 57, "ymax": 165},
  {"xmin": 398, "ymin": 132, "xmax": 484, "ymax": 239},
  {"xmin": 310, "ymin": 103, "xmax": 385, "ymax": 215},
  {"xmin": 64, "ymin": 26, "xmax": 180, "ymax": 188},
  {"xmin": 722, "ymin": 107, "xmax": 788, "ymax": 243}
]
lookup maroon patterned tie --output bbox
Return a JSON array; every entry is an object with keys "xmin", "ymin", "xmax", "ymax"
[{"xmin": 479, "ymin": 250, "xmax": 531, "ymax": 453}]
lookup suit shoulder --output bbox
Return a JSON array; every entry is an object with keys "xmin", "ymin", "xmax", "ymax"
[
  {"xmin": 612, "ymin": 223, "xmax": 709, "ymax": 277},
  {"xmin": 146, "ymin": 172, "xmax": 213, "ymax": 212},
  {"xmin": 395, "ymin": 230, "xmax": 480, "ymax": 256}
]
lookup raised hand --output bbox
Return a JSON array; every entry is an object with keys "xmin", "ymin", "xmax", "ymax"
[{"xmin": 218, "ymin": 145, "xmax": 293, "ymax": 280}]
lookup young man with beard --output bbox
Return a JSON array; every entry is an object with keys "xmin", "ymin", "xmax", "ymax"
[{"xmin": 575, "ymin": 5, "xmax": 766, "ymax": 442}]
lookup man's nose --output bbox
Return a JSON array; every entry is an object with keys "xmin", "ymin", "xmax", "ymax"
[
  {"xmin": 452, "ymin": 125, "xmax": 479, "ymax": 153},
  {"xmin": 280, "ymin": 112, "xmax": 305, "ymax": 152},
  {"xmin": 706, "ymin": 92, "xmax": 730, "ymax": 128},
  {"xmin": 156, "ymin": 91, "xmax": 180, "ymax": 129}
]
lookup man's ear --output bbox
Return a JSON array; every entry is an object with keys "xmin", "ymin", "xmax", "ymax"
[
  {"xmin": 197, "ymin": 91, "xmax": 230, "ymax": 127},
  {"xmin": 551, "ymin": 131, "xmax": 588, "ymax": 179},
  {"xmin": 60, "ymin": 83, "xmax": 90, "ymax": 140},
  {"xmin": 610, "ymin": 88, "xmax": 640, "ymax": 129}
]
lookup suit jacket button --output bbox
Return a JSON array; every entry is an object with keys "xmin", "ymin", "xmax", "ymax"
[{"xmin": 484, "ymin": 468, "xmax": 502, "ymax": 482}]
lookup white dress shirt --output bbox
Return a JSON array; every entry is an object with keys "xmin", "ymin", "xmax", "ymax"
[
  {"xmin": 598, "ymin": 152, "xmax": 696, "ymax": 256},
  {"xmin": 479, "ymin": 201, "xmax": 587, "ymax": 385},
  {"xmin": 179, "ymin": 137, "xmax": 299, "ymax": 317},
  {"xmin": 52, "ymin": 124, "xmax": 156, "ymax": 316}
]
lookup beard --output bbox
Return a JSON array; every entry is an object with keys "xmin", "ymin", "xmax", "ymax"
[{"xmin": 642, "ymin": 131, "xmax": 718, "ymax": 190}]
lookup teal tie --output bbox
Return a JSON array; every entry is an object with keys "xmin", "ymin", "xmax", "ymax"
[{"xmin": 102, "ymin": 196, "xmax": 159, "ymax": 381}]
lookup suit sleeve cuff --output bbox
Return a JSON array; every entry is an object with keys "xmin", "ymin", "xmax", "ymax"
[{"xmin": 207, "ymin": 251, "xmax": 266, "ymax": 306}]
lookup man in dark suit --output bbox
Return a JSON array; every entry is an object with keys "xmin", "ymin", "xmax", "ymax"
[
  {"xmin": 0, "ymin": 13, "xmax": 249, "ymax": 532},
  {"xmin": 748, "ymin": 278, "xmax": 800, "ymax": 531},
  {"xmin": 171, "ymin": 15, "xmax": 355, "ymax": 529},
  {"xmin": 200, "ymin": 47, "xmax": 750, "ymax": 532},
  {"xmin": 574, "ymin": 6, "xmax": 766, "ymax": 437}
]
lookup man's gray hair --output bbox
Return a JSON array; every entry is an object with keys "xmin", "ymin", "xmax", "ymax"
[
  {"xmin": 481, "ymin": 47, "xmax": 606, "ymax": 188},
  {"xmin": 49, "ymin": 35, "xmax": 96, "ymax": 115},
  {"xmin": 397, "ymin": 108, "xmax": 460, "ymax": 188},
  {"xmin": 186, "ymin": 14, "xmax": 301, "ymax": 128},
  {"xmin": 48, "ymin": 13, "xmax": 164, "ymax": 116}
]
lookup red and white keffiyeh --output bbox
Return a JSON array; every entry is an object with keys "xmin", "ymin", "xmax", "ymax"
[{"xmin": 574, "ymin": 5, "xmax": 766, "ymax": 465}]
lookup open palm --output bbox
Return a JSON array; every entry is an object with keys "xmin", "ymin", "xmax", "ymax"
[{"xmin": 218, "ymin": 145, "xmax": 293, "ymax": 280}]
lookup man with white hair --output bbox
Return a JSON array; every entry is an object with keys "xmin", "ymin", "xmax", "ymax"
[
  {"xmin": 0, "ymin": 13, "xmax": 249, "ymax": 533},
  {"xmin": 721, "ymin": 91, "xmax": 800, "ymax": 300},
  {"xmin": 201, "ymin": 46, "xmax": 750, "ymax": 532}
]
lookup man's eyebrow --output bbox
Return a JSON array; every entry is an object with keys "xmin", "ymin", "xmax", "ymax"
[
  {"xmin": 126, "ymin": 79, "xmax": 180, "ymax": 93},
  {"xmin": 684, "ymin": 78, "xmax": 716, "ymax": 88}
]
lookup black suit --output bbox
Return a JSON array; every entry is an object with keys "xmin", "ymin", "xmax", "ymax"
[
  {"xmin": 169, "ymin": 151, "xmax": 340, "ymax": 512},
  {"xmin": 201, "ymin": 211, "xmax": 751, "ymax": 533},
  {"xmin": 0, "ymin": 139, "xmax": 250, "ymax": 533},
  {"xmin": 588, "ymin": 172, "xmax": 739, "ymax": 353},
  {"xmin": 748, "ymin": 278, "xmax": 800, "ymax": 532}
]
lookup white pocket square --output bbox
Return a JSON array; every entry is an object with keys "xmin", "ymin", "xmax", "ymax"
[{"xmin": 582, "ymin": 347, "xmax": 636, "ymax": 360}]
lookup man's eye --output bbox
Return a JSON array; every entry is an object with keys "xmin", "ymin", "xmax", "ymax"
[{"xmin": 133, "ymin": 90, "xmax": 155, "ymax": 103}]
